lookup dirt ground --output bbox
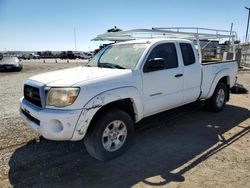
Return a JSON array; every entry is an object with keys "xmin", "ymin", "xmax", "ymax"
[{"xmin": 0, "ymin": 62, "xmax": 249, "ymax": 188}]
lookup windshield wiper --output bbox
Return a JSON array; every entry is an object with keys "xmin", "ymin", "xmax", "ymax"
[{"xmin": 98, "ymin": 62, "xmax": 126, "ymax": 69}]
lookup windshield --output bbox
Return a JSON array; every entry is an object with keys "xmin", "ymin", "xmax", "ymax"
[
  {"xmin": 0, "ymin": 57, "xmax": 19, "ymax": 65},
  {"xmin": 87, "ymin": 43, "xmax": 148, "ymax": 69}
]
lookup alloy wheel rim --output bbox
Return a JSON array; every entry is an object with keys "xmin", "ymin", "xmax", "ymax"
[
  {"xmin": 216, "ymin": 88, "xmax": 225, "ymax": 108},
  {"xmin": 102, "ymin": 120, "xmax": 127, "ymax": 152}
]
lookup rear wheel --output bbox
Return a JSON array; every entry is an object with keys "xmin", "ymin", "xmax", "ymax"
[
  {"xmin": 84, "ymin": 109, "xmax": 134, "ymax": 161},
  {"xmin": 205, "ymin": 82, "xmax": 228, "ymax": 112}
]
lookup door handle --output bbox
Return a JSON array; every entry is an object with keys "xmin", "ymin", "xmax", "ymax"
[{"xmin": 175, "ymin": 74, "xmax": 183, "ymax": 78}]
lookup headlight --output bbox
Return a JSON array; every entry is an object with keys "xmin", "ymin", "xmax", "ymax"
[{"xmin": 46, "ymin": 87, "xmax": 80, "ymax": 107}]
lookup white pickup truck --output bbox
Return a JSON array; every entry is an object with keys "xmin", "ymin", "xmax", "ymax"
[{"xmin": 20, "ymin": 29, "xmax": 238, "ymax": 160}]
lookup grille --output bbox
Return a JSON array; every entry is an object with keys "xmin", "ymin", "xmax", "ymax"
[{"xmin": 24, "ymin": 84, "xmax": 42, "ymax": 107}]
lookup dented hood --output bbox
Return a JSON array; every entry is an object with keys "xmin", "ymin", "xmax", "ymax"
[{"xmin": 29, "ymin": 66, "xmax": 132, "ymax": 87}]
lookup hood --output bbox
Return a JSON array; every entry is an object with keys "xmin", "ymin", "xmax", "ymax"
[{"xmin": 29, "ymin": 66, "xmax": 132, "ymax": 86}]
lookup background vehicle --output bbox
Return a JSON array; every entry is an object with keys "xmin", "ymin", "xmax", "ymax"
[
  {"xmin": 59, "ymin": 51, "xmax": 76, "ymax": 59},
  {"xmin": 0, "ymin": 57, "xmax": 22, "ymax": 72},
  {"xmin": 74, "ymin": 52, "xmax": 93, "ymax": 60},
  {"xmin": 21, "ymin": 53, "xmax": 40, "ymax": 60},
  {"xmin": 81, "ymin": 52, "xmax": 93, "ymax": 59},
  {"xmin": 20, "ymin": 28, "xmax": 238, "ymax": 160}
]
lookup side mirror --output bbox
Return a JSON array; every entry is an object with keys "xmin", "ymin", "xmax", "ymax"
[{"xmin": 144, "ymin": 58, "xmax": 166, "ymax": 73}]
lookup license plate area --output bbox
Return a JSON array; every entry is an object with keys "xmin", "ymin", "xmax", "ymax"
[{"xmin": 21, "ymin": 108, "xmax": 40, "ymax": 126}]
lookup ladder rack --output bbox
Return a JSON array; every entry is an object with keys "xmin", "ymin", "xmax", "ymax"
[
  {"xmin": 92, "ymin": 27, "xmax": 237, "ymax": 62},
  {"xmin": 92, "ymin": 27, "xmax": 236, "ymax": 41}
]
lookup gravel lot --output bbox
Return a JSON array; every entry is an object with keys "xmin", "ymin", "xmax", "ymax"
[{"xmin": 0, "ymin": 61, "xmax": 249, "ymax": 188}]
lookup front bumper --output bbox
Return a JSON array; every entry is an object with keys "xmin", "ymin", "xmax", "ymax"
[
  {"xmin": 0, "ymin": 65, "xmax": 22, "ymax": 72},
  {"xmin": 20, "ymin": 97, "xmax": 82, "ymax": 141}
]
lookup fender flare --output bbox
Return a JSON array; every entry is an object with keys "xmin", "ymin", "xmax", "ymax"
[
  {"xmin": 205, "ymin": 68, "xmax": 230, "ymax": 99},
  {"xmin": 71, "ymin": 86, "xmax": 143, "ymax": 140}
]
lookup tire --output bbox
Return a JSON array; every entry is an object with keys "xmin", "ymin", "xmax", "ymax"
[
  {"xmin": 205, "ymin": 82, "xmax": 228, "ymax": 112},
  {"xmin": 84, "ymin": 109, "xmax": 134, "ymax": 161}
]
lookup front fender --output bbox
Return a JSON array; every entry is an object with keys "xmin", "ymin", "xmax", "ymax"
[{"xmin": 71, "ymin": 86, "xmax": 143, "ymax": 141}]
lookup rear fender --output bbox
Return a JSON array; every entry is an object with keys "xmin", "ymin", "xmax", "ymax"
[{"xmin": 205, "ymin": 68, "xmax": 230, "ymax": 99}]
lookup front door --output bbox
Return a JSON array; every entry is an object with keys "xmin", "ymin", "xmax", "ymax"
[{"xmin": 142, "ymin": 42, "xmax": 184, "ymax": 116}]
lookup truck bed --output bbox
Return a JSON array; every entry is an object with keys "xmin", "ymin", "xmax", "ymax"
[{"xmin": 200, "ymin": 60, "xmax": 238, "ymax": 99}]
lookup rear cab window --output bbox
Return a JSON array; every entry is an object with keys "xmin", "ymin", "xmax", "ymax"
[{"xmin": 180, "ymin": 43, "xmax": 196, "ymax": 66}]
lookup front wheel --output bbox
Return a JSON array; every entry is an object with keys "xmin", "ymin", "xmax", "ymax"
[
  {"xmin": 205, "ymin": 82, "xmax": 228, "ymax": 112},
  {"xmin": 84, "ymin": 109, "xmax": 134, "ymax": 161}
]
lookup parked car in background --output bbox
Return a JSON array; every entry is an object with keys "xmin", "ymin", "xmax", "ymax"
[
  {"xmin": 21, "ymin": 53, "xmax": 40, "ymax": 60},
  {"xmin": 0, "ymin": 57, "xmax": 22, "ymax": 72},
  {"xmin": 30, "ymin": 53, "xmax": 40, "ymax": 59},
  {"xmin": 75, "ymin": 52, "xmax": 93, "ymax": 60},
  {"xmin": 82, "ymin": 52, "xmax": 93, "ymax": 59},
  {"xmin": 59, "ymin": 51, "xmax": 76, "ymax": 59}
]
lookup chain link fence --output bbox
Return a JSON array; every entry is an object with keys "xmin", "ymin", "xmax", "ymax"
[{"xmin": 241, "ymin": 44, "xmax": 250, "ymax": 67}]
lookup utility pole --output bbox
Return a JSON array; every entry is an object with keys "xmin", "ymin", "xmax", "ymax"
[
  {"xmin": 73, "ymin": 28, "xmax": 78, "ymax": 65},
  {"xmin": 245, "ymin": 7, "xmax": 250, "ymax": 43},
  {"xmin": 229, "ymin": 23, "xmax": 233, "ymax": 43},
  {"xmin": 74, "ymin": 28, "xmax": 77, "ymax": 51}
]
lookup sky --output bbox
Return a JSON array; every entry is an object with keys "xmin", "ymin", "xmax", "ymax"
[{"xmin": 0, "ymin": 0, "xmax": 249, "ymax": 51}]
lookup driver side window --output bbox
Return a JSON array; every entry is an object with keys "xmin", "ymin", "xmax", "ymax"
[{"xmin": 144, "ymin": 43, "xmax": 178, "ymax": 72}]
